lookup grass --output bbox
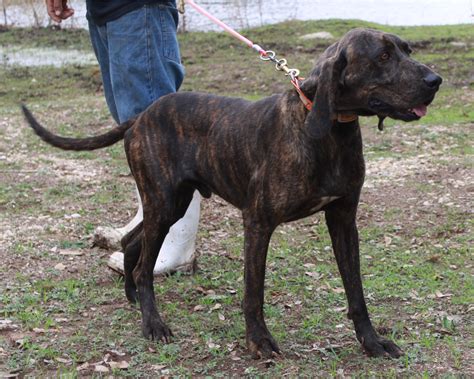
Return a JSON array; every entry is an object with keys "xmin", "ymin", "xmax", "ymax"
[{"xmin": 0, "ymin": 20, "xmax": 473, "ymax": 376}]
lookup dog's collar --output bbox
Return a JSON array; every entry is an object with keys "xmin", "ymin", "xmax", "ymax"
[
  {"xmin": 293, "ymin": 84, "xmax": 358, "ymax": 123},
  {"xmin": 336, "ymin": 113, "xmax": 359, "ymax": 123}
]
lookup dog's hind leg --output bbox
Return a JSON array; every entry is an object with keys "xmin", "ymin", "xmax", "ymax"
[
  {"xmin": 133, "ymin": 186, "xmax": 194, "ymax": 342},
  {"xmin": 120, "ymin": 222, "xmax": 143, "ymax": 303},
  {"xmin": 241, "ymin": 213, "xmax": 280, "ymax": 359}
]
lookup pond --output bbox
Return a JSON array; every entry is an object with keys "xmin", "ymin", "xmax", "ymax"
[
  {"xmin": 2, "ymin": 0, "xmax": 473, "ymax": 30},
  {"xmin": 0, "ymin": 46, "xmax": 96, "ymax": 67}
]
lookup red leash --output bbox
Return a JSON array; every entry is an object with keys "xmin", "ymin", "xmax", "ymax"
[{"xmin": 179, "ymin": 0, "xmax": 314, "ymax": 110}]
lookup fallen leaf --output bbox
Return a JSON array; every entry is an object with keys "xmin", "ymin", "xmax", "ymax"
[
  {"xmin": 427, "ymin": 255, "xmax": 441, "ymax": 263},
  {"xmin": 195, "ymin": 286, "xmax": 206, "ymax": 294},
  {"xmin": 435, "ymin": 291, "xmax": 453, "ymax": 298},
  {"xmin": 208, "ymin": 341, "xmax": 220, "ymax": 349},
  {"xmin": 55, "ymin": 357, "xmax": 71, "ymax": 364},
  {"xmin": 76, "ymin": 362, "xmax": 89, "ymax": 371},
  {"xmin": 59, "ymin": 249, "xmax": 83, "ymax": 256},
  {"xmin": 227, "ymin": 342, "xmax": 237, "ymax": 352},
  {"xmin": 151, "ymin": 364, "xmax": 167, "ymax": 371},
  {"xmin": 218, "ymin": 313, "xmax": 225, "ymax": 321},
  {"xmin": 94, "ymin": 365, "xmax": 109, "ymax": 373},
  {"xmin": 261, "ymin": 359, "xmax": 275, "ymax": 368},
  {"xmin": 54, "ymin": 263, "xmax": 66, "ymax": 271},
  {"xmin": 332, "ymin": 287, "xmax": 345, "ymax": 294},
  {"xmin": 109, "ymin": 360, "xmax": 129, "ymax": 370},
  {"xmin": 0, "ymin": 319, "xmax": 18, "ymax": 331},
  {"xmin": 193, "ymin": 305, "xmax": 205, "ymax": 312},
  {"xmin": 108, "ymin": 349, "xmax": 126, "ymax": 357},
  {"xmin": 210, "ymin": 303, "xmax": 222, "ymax": 311}
]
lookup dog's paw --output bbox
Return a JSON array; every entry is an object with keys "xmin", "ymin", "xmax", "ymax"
[
  {"xmin": 125, "ymin": 283, "xmax": 138, "ymax": 304},
  {"xmin": 142, "ymin": 316, "xmax": 173, "ymax": 343},
  {"xmin": 247, "ymin": 331, "xmax": 281, "ymax": 359},
  {"xmin": 361, "ymin": 335, "xmax": 403, "ymax": 358}
]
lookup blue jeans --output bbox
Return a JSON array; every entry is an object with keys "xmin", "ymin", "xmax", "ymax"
[{"xmin": 88, "ymin": 2, "xmax": 185, "ymax": 124}]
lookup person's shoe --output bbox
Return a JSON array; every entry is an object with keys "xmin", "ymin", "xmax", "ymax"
[
  {"xmin": 105, "ymin": 191, "xmax": 201, "ymax": 276},
  {"xmin": 107, "ymin": 251, "xmax": 198, "ymax": 276},
  {"xmin": 93, "ymin": 226, "xmax": 123, "ymax": 250}
]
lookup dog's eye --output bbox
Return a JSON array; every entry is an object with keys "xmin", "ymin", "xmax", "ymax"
[{"xmin": 380, "ymin": 52, "xmax": 390, "ymax": 61}]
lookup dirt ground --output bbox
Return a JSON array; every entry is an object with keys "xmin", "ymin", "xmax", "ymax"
[{"xmin": 0, "ymin": 22, "xmax": 473, "ymax": 377}]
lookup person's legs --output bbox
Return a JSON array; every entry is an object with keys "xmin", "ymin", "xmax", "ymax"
[
  {"xmin": 90, "ymin": 3, "xmax": 200, "ymax": 273},
  {"xmin": 87, "ymin": 20, "xmax": 120, "ymax": 124},
  {"xmin": 106, "ymin": 2, "xmax": 185, "ymax": 123}
]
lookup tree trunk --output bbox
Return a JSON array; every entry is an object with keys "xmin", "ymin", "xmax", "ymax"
[{"xmin": 2, "ymin": 0, "xmax": 7, "ymax": 26}]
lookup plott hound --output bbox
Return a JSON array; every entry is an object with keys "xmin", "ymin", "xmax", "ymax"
[{"xmin": 23, "ymin": 28, "xmax": 441, "ymax": 359}]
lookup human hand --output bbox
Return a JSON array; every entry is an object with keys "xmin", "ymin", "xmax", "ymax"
[{"xmin": 45, "ymin": 0, "xmax": 75, "ymax": 23}]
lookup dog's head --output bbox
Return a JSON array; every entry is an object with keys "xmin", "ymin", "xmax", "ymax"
[{"xmin": 302, "ymin": 28, "xmax": 442, "ymax": 137}]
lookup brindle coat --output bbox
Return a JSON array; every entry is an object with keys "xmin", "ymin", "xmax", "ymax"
[{"xmin": 23, "ymin": 28, "xmax": 441, "ymax": 359}]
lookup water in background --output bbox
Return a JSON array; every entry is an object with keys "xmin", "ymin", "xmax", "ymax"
[
  {"xmin": 3, "ymin": 0, "xmax": 473, "ymax": 30},
  {"xmin": 0, "ymin": 46, "xmax": 96, "ymax": 66}
]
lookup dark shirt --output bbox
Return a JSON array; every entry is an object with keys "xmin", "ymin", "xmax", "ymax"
[{"xmin": 86, "ymin": 0, "xmax": 170, "ymax": 26}]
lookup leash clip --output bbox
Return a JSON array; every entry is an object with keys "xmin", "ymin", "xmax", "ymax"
[{"xmin": 260, "ymin": 50, "xmax": 276, "ymax": 61}]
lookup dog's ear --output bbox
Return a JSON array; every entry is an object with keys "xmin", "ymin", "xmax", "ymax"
[{"xmin": 304, "ymin": 49, "xmax": 347, "ymax": 139}]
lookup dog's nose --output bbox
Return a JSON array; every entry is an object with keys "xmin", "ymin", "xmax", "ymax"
[{"xmin": 423, "ymin": 73, "xmax": 442, "ymax": 89}]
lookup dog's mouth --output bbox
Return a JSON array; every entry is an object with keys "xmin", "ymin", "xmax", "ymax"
[{"xmin": 368, "ymin": 96, "xmax": 434, "ymax": 122}]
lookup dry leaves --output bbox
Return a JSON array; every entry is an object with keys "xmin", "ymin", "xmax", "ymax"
[
  {"xmin": 151, "ymin": 364, "xmax": 167, "ymax": 371},
  {"xmin": 94, "ymin": 365, "xmax": 109, "ymax": 373},
  {"xmin": 54, "ymin": 263, "xmax": 66, "ymax": 271},
  {"xmin": 207, "ymin": 340, "xmax": 221, "ymax": 349},
  {"xmin": 0, "ymin": 319, "xmax": 18, "ymax": 331},
  {"xmin": 59, "ymin": 249, "xmax": 84, "ymax": 256},
  {"xmin": 109, "ymin": 361, "xmax": 129, "ymax": 370},
  {"xmin": 211, "ymin": 303, "xmax": 222, "ymax": 311}
]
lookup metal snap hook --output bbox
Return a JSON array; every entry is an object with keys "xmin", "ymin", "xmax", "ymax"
[{"xmin": 260, "ymin": 50, "xmax": 276, "ymax": 61}]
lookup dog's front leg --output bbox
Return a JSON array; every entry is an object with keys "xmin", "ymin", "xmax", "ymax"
[
  {"xmin": 242, "ymin": 215, "xmax": 280, "ymax": 359},
  {"xmin": 325, "ymin": 200, "xmax": 403, "ymax": 358}
]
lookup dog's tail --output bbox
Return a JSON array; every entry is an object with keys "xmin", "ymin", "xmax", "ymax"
[{"xmin": 21, "ymin": 104, "xmax": 134, "ymax": 151}]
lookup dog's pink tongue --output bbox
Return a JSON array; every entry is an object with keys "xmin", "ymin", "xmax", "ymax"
[{"xmin": 412, "ymin": 104, "xmax": 427, "ymax": 117}]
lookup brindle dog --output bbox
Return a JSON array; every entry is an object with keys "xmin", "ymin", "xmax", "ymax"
[{"xmin": 23, "ymin": 28, "xmax": 441, "ymax": 359}]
